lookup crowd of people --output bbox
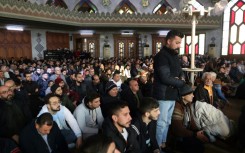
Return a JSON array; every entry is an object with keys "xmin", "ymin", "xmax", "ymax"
[{"xmin": 0, "ymin": 30, "xmax": 245, "ymax": 153}]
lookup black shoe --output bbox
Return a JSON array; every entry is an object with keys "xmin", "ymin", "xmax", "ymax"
[{"xmin": 161, "ymin": 147, "xmax": 175, "ymax": 153}]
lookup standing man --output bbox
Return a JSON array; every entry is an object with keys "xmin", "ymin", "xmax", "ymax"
[{"xmin": 153, "ymin": 30, "xmax": 185, "ymax": 152}]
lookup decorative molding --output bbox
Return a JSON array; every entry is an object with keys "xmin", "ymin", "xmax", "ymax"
[{"xmin": 0, "ymin": 0, "xmax": 221, "ymax": 29}]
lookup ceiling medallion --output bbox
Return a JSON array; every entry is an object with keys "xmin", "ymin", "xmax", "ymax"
[
  {"xmin": 141, "ymin": 0, "xmax": 149, "ymax": 7},
  {"xmin": 102, "ymin": 0, "xmax": 111, "ymax": 6}
]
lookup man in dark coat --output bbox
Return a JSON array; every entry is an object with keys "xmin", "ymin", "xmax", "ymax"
[
  {"xmin": 131, "ymin": 97, "xmax": 160, "ymax": 153},
  {"xmin": 70, "ymin": 73, "xmax": 89, "ymax": 105},
  {"xmin": 194, "ymin": 72, "xmax": 219, "ymax": 107},
  {"xmin": 19, "ymin": 113, "xmax": 70, "ymax": 153},
  {"xmin": 102, "ymin": 101, "xmax": 140, "ymax": 153},
  {"xmin": 22, "ymin": 71, "xmax": 43, "ymax": 117},
  {"xmin": 153, "ymin": 30, "xmax": 185, "ymax": 151},
  {"xmin": 0, "ymin": 85, "xmax": 28, "ymax": 144},
  {"xmin": 121, "ymin": 79, "xmax": 143, "ymax": 118}
]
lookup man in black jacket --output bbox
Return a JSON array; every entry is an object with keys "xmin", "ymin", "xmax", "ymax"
[
  {"xmin": 121, "ymin": 79, "xmax": 143, "ymax": 118},
  {"xmin": 153, "ymin": 30, "xmax": 185, "ymax": 152},
  {"xmin": 19, "ymin": 112, "xmax": 70, "ymax": 153},
  {"xmin": 102, "ymin": 101, "xmax": 140, "ymax": 153},
  {"xmin": 131, "ymin": 97, "xmax": 160, "ymax": 153}
]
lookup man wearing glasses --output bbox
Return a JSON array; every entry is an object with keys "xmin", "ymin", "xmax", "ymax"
[{"xmin": 38, "ymin": 94, "xmax": 82, "ymax": 149}]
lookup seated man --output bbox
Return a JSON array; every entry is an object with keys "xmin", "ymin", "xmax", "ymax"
[
  {"xmin": 38, "ymin": 94, "xmax": 82, "ymax": 148},
  {"xmin": 102, "ymin": 101, "xmax": 140, "ymax": 153},
  {"xmin": 0, "ymin": 85, "xmax": 30, "ymax": 144},
  {"xmin": 172, "ymin": 84, "xmax": 234, "ymax": 153},
  {"xmin": 131, "ymin": 97, "xmax": 160, "ymax": 153},
  {"xmin": 19, "ymin": 112, "xmax": 70, "ymax": 153},
  {"xmin": 121, "ymin": 79, "xmax": 143, "ymax": 118},
  {"xmin": 73, "ymin": 92, "xmax": 104, "ymax": 139},
  {"xmin": 194, "ymin": 72, "xmax": 219, "ymax": 107}
]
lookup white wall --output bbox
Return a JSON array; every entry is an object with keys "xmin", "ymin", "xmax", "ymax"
[{"xmin": 31, "ymin": 29, "xmax": 46, "ymax": 59}]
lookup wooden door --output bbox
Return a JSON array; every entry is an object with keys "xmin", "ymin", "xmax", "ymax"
[
  {"xmin": 0, "ymin": 29, "xmax": 32, "ymax": 59},
  {"xmin": 114, "ymin": 34, "xmax": 138, "ymax": 58},
  {"xmin": 73, "ymin": 34, "xmax": 100, "ymax": 58},
  {"xmin": 152, "ymin": 34, "xmax": 166, "ymax": 55}
]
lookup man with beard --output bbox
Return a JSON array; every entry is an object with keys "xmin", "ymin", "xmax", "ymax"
[
  {"xmin": 87, "ymin": 74, "xmax": 105, "ymax": 95},
  {"xmin": 70, "ymin": 73, "xmax": 89, "ymax": 105},
  {"xmin": 131, "ymin": 97, "xmax": 160, "ymax": 153},
  {"xmin": 0, "ymin": 86, "xmax": 28, "ymax": 144},
  {"xmin": 153, "ymin": 30, "xmax": 185, "ymax": 152},
  {"xmin": 38, "ymin": 94, "xmax": 82, "ymax": 149},
  {"xmin": 102, "ymin": 101, "xmax": 140, "ymax": 153},
  {"xmin": 4, "ymin": 79, "xmax": 32, "ymax": 122},
  {"xmin": 22, "ymin": 71, "xmax": 43, "ymax": 117},
  {"xmin": 51, "ymin": 84, "xmax": 75, "ymax": 113}
]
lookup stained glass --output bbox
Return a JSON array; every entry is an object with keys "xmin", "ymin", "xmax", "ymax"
[{"xmin": 222, "ymin": 0, "xmax": 245, "ymax": 55}]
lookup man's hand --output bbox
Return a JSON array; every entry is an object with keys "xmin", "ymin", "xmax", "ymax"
[
  {"xmin": 76, "ymin": 136, "xmax": 82, "ymax": 149},
  {"xmin": 12, "ymin": 134, "xmax": 19, "ymax": 144},
  {"xmin": 196, "ymin": 130, "xmax": 209, "ymax": 142}
]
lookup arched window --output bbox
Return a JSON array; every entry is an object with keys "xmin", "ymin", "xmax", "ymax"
[
  {"xmin": 222, "ymin": 0, "xmax": 245, "ymax": 55},
  {"xmin": 183, "ymin": 34, "xmax": 205, "ymax": 55},
  {"xmin": 74, "ymin": 0, "xmax": 98, "ymax": 13},
  {"xmin": 114, "ymin": 0, "xmax": 137, "ymax": 14},
  {"xmin": 153, "ymin": 1, "xmax": 172, "ymax": 15},
  {"xmin": 119, "ymin": 42, "xmax": 125, "ymax": 58},
  {"xmin": 46, "ymin": 0, "xmax": 68, "ymax": 9}
]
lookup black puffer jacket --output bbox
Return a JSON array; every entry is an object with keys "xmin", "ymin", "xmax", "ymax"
[
  {"xmin": 131, "ymin": 116, "xmax": 159, "ymax": 153},
  {"xmin": 153, "ymin": 46, "xmax": 185, "ymax": 100},
  {"xmin": 102, "ymin": 118, "xmax": 140, "ymax": 153}
]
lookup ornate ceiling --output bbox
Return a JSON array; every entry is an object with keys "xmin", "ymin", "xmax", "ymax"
[{"xmin": 0, "ymin": 0, "xmax": 222, "ymax": 32}]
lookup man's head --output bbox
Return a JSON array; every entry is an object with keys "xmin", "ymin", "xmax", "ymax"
[
  {"xmin": 109, "ymin": 101, "xmax": 132, "ymax": 130},
  {"xmin": 139, "ymin": 97, "xmax": 160, "ymax": 121},
  {"xmin": 166, "ymin": 30, "xmax": 184, "ymax": 53},
  {"xmin": 0, "ymin": 85, "xmax": 14, "ymax": 101},
  {"xmin": 24, "ymin": 71, "xmax": 32, "ymax": 82},
  {"xmin": 4, "ymin": 80, "xmax": 16, "ymax": 93},
  {"xmin": 75, "ymin": 73, "xmax": 84, "ymax": 83},
  {"xmin": 180, "ymin": 84, "xmax": 194, "ymax": 104},
  {"xmin": 45, "ymin": 94, "xmax": 61, "ymax": 114},
  {"xmin": 89, "ymin": 68, "xmax": 95, "ymax": 76},
  {"xmin": 92, "ymin": 74, "xmax": 100, "ymax": 85},
  {"xmin": 0, "ymin": 70, "xmax": 4, "ymax": 79},
  {"xmin": 202, "ymin": 72, "xmax": 213, "ymax": 86},
  {"xmin": 42, "ymin": 73, "xmax": 49, "ymax": 80},
  {"xmin": 105, "ymin": 81, "xmax": 118, "ymax": 97},
  {"xmin": 129, "ymin": 79, "xmax": 139, "ymax": 93},
  {"xmin": 51, "ymin": 84, "xmax": 63, "ymax": 96},
  {"xmin": 84, "ymin": 92, "xmax": 101, "ymax": 109},
  {"xmin": 112, "ymin": 70, "xmax": 120, "ymax": 82},
  {"xmin": 35, "ymin": 113, "xmax": 53, "ymax": 135},
  {"xmin": 54, "ymin": 67, "xmax": 61, "ymax": 75}
]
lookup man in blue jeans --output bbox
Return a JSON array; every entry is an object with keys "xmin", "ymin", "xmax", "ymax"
[{"xmin": 153, "ymin": 30, "xmax": 185, "ymax": 152}]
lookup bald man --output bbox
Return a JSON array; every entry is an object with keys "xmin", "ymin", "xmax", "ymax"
[
  {"xmin": 0, "ymin": 85, "xmax": 28, "ymax": 144},
  {"xmin": 121, "ymin": 79, "xmax": 143, "ymax": 118}
]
